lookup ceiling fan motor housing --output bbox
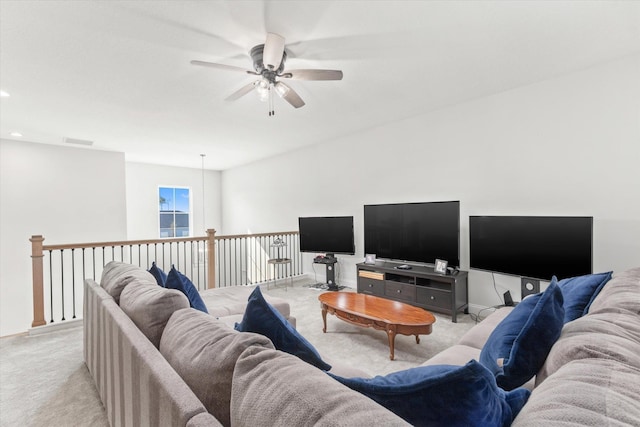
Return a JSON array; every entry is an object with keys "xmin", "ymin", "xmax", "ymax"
[{"xmin": 250, "ymin": 44, "xmax": 287, "ymax": 77}]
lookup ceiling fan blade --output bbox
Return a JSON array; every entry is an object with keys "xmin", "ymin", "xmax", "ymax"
[
  {"xmin": 274, "ymin": 82, "xmax": 305, "ymax": 109},
  {"xmin": 281, "ymin": 69, "xmax": 343, "ymax": 81},
  {"xmin": 263, "ymin": 33, "xmax": 285, "ymax": 70},
  {"xmin": 225, "ymin": 81, "xmax": 258, "ymax": 101},
  {"xmin": 191, "ymin": 60, "xmax": 257, "ymax": 75}
]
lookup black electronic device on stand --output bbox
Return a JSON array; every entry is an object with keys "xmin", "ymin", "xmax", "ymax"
[
  {"xmin": 311, "ymin": 254, "xmax": 343, "ymax": 291},
  {"xmin": 298, "ymin": 216, "xmax": 355, "ymax": 292}
]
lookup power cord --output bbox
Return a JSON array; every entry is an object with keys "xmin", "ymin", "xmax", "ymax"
[{"xmin": 492, "ymin": 272, "xmax": 503, "ymax": 304}]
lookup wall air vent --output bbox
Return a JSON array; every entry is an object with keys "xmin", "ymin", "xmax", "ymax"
[{"xmin": 63, "ymin": 137, "xmax": 93, "ymax": 146}]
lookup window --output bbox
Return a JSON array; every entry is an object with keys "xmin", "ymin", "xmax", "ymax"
[{"xmin": 159, "ymin": 187, "xmax": 191, "ymax": 237}]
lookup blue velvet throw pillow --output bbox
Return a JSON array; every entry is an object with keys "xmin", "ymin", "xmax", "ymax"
[
  {"xmin": 480, "ymin": 279, "xmax": 564, "ymax": 391},
  {"xmin": 165, "ymin": 267, "xmax": 208, "ymax": 313},
  {"xmin": 234, "ymin": 286, "xmax": 331, "ymax": 371},
  {"xmin": 329, "ymin": 360, "xmax": 530, "ymax": 427},
  {"xmin": 557, "ymin": 271, "xmax": 613, "ymax": 322},
  {"xmin": 148, "ymin": 262, "xmax": 167, "ymax": 287}
]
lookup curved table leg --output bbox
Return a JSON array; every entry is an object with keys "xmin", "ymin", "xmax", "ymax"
[
  {"xmin": 321, "ymin": 304, "xmax": 328, "ymax": 333},
  {"xmin": 386, "ymin": 324, "xmax": 397, "ymax": 360},
  {"xmin": 415, "ymin": 335, "xmax": 420, "ymax": 344}
]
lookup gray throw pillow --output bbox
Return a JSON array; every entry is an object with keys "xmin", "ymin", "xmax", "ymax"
[
  {"xmin": 159, "ymin": 308, "xmax": 274, "ymax": 427},
  {"xmin": 231, "ymin": 346, "xmax": 410, "ymax": 426},
  {"xmin": 536, "ymin": 311, "xmax": 640, "ymax": 385},
  {"xmin": 119, "ymin": 280, "xmax": 189, "ymax": 348},
  {"xmin": 100, "ymin": 261, "xmax": 157, "ymax": 303}
]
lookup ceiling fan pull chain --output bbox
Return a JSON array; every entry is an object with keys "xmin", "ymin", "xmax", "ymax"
[{"xmin": 269, "ymin": 85, "xmax": 275, "ymax": 117}]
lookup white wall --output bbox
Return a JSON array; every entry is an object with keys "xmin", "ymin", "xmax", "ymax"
[
  {"xmin": 125, "ymin": 162, "xmax": 222, "ymax": 239},
  {"xmin": 0, "ymin": 145, "xmax": 223, "ymax": 336},
  {"xmin": 221, "ymin": 54, "xmax": 640, "ymax": 312},
  {"xmin": 0, "ymin": 140, "xmax": 127, "ymax": 336}
]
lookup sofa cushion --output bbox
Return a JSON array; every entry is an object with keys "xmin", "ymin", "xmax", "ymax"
[
  {"xmin": 231, "ymin": 346, "xmax": 410, "ymax": 426},
  {"xmin": 479, "ymin": 279, "xmax": 564, "ymax": 390},
  {"xmin": 185, "ymin": 413, "xmax": 223, "ymax": 427},
  {"xmin": 420, "ymin": 344, "xmax": 481, "ymax": 367},
  {"xmin": 160, "ymin": 308, "xmax": 274, "ymax": 427},
  {"xmin": 200, "ymin": 286, "xmax": 291, "ymax": 319},
  {"xmin": 330, "ymin": 360, "xmax": 530, "ymax": 427},
  {"xmin": 119, "ymin": 280, "xmax": 190, "ymax": 348},
  {"xmin": 512, "ymin": 359, "xmax": 640, "ymax": 427},
  {"xmin": 557, "ymin": 271, "xmax": 612, "ymax": 322},
  {"xmin": 322, "ymin": 356, "xmax": 372, "ymax": 379},
  {"xmin": 536, "ymin": 310, "xmax": 640, "ymax": 385},
  {"xmin": 148, "ymin": 261, "xmax": 167, "ymax": 286},
  {"xmin": 234, "ymin": 286, "xmax": 331, "ymax": 371},
  {"xmin": 458, "ymin": 307, "xmax": 514, "ymax": 349},
  {"xmin": 165, "ymin": 267, "xmax": 208, "ymax": 313},
  {"xmin": 100, "ymin": 260, "xmax": 157, "ymax": 304},
  {"xmin": 587, "ymin": 267, "xmax": 640, "ymax": 316}
]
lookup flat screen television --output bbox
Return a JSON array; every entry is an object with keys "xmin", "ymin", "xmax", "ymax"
[
  {"xmin": 469, "ymin": 216, "xmax": 593, "ymax": 280},
  {"xmin": 364, "ymin": 201, "xmax": 460, "ymax": 267},
  {"xmin": 298, "ymin": 216, "xmax": 355, "ymax": 256}
]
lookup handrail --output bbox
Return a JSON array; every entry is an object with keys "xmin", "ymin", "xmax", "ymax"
[
  {"xmin": 30, "ymin": 229, "xmax": 300, "ymax": 328},
  {"xmin": 41, "ymin": 236, "xmax": 210, "ymax": 250},
  {"xmin": 38, "ymin": 230, "xmax": 298, "ymax": 251}
]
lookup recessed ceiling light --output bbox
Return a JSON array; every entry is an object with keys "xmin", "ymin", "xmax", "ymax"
[
  {"xmin": 10, "ymin": 132, "xmax": 23, "ymax": 137},
  {"xmin": 0, "ymin": 90, "xmax": 10, "ymax": 97}
]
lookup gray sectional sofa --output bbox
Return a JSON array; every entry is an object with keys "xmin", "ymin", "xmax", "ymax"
[{"xmin": 84, "ymin": 261, "xmax": 640, "ymax": 426}]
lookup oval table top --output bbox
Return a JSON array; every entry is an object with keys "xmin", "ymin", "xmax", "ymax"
[{"xmin": 318, "ymin": 291, "xmax": 436, "ymax": 326}]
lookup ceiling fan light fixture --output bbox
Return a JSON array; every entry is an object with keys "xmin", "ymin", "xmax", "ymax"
[{"xmin": 254, "ymin": 79, "xmax": 270, "ymax": 102}]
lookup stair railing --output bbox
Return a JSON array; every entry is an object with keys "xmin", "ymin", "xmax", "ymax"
[{"xmin": 29, "ymin": 230, "xmax": 300, "ymax": 328}]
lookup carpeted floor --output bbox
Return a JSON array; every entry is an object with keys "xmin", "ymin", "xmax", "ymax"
[
  {"xmin": 0, "ymin": 279, "xmax": 475, "ymax": 426},
  {"xmin": 0, "ymin": 326, "xmax": 108, "ymax": 427}
]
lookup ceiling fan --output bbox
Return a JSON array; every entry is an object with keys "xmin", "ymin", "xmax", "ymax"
[{"xmin": 191, "ymin": 33, "xmax": 343, "ymax": 116}]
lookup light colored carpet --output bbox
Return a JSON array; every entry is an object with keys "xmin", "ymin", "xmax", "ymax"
[
  {"xmin": 0, "ymin": 279, "xmax": 475, "ymax": 426},
  {"xmin": 268, "ymin": 282, "xmax": 476, "ymax": 376},
  {"xmin": 0, "ymin": 326, "xmax": 108, "ymax": 427}
]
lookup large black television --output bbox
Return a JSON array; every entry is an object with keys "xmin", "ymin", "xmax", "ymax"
[
  {"xmin": 364, "ymin": 201, "xmax": 460, "ymax": 267},
  {"xmin": 298, "ymin": 216, "xmax": 355, "ymax": 256},
  {"xmin": 469, "ymin": 216, "xmax": 593, "ymax": 281}
]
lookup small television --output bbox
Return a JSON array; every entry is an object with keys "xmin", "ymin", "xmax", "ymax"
[
  {"xmin": 364, "ymin": 201, "xmax": 460, "ymax": 267},
  {"xmin": 298, "ymin": 216, "xmax": 355, "ymax": 257},
  {"xmin": 469, "ymin": 216, "xmax": 593, "ymax": 281}
]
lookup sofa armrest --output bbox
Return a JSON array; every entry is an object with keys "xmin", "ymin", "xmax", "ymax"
[{"xmin": 84, "ymin": 279, "xmax": 220, "ymax": 426}]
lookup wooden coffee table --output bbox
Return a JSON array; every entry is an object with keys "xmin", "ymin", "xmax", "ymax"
[{"xmin": 318, "ymin": 292, "xmax": 436, "ymax": 360}]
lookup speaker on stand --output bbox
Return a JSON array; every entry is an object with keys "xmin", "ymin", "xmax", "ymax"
[{"xmin": 521, "ymin": 277, "xmax": 540, "ymax": 299}]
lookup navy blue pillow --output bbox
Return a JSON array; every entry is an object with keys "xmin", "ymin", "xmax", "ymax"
[
  {"xmin": 148, "ymin": 262, "xmax": 167, "ymax": 287},
  {"xmin": 480, "ymin": 279, "xmax": 564, "ymax": 391},
  {"xmin": 165, "ymin": 267, "xmax": 208, "ymax": 313},
  {"xmin": 234, "ymin": 286, "xmax": 331, "ymax": 371},
  {"xmin": 557, "ymin": 271, "xmax": 613, "ymax": 322},
  {"xmin": 329, "ymin": 360, "xmax": 530, "ymax": 427}
]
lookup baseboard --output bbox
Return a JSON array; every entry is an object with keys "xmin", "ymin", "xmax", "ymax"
[
  {"xmin": 301, "ymin": 273, "xmax": 356, "ymax": 289},
  {"xmin": 29, "ymin": 318, "xmax": 82, "ymax": 336},
  {"xmin": 467, "ymin": 303, "xmax": 499, "ymax": 316}
]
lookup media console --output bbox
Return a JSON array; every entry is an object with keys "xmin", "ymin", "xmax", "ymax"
[{"xmin": 356, "ymin": 261, "xmax": 468, "ymax": 322}]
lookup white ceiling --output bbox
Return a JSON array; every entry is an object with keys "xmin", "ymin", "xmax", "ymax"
[{"xmin": 1, "ymin": 1, "xmax": 639, "ymax": 170}]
